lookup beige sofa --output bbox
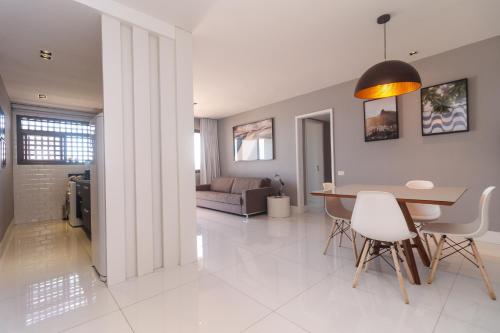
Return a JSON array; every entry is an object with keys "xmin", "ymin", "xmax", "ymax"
[{"xmin": 196, "ymin": 177, "xmax": 273, "ymax": 217}]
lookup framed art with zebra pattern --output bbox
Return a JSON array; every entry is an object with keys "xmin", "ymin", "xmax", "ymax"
[{"xmin": 421, "ymin": 78, "xmax": 469, "ymax": 136}]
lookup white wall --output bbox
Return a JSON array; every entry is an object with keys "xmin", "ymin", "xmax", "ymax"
[
  {"xmin": 218, "ymin": 36, "xmax": 500, "ymax": 232},
  {"xmin": 100, "ymin": 14, "xmax": 196, "ymax": 285},
  {"xmin": 0, "ymin": 75, "xmax": 14, "ymax": 241}
]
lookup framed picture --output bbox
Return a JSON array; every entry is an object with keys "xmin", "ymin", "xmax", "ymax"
[
  {"xmin": 0, "ymin": 107, "xmax": 5, "ymax": 168},
  {"xmin": 363, "ymin": 96, "xmax": 399, "ymax": 142},
  {"xmin": 421, "ymin": 78, "xmax": 468, "ymax": 136},
  {"xmin": 233, "ymin": 118, "xmax": 274, "ymax": 161}
]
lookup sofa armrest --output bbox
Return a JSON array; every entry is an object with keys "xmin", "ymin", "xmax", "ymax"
[
  {"xmin": 196, "ymin": 184, "xmax": 211, "ymax": 191},
  {"xmin": 242, "ymin": 187, "xmax": 274, "ymax": 215}
]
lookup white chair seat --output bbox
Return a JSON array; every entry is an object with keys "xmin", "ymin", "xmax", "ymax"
[
  {"xmin": 422, "ymin": 221, "xmax": 480, "ymax": 238},
  {"xmin": 406, "ymin": 180, "xmax": 441, "ymax": 222},
  {"xmin": 325, "ymin": 197, "xmax": 352, "ymax": 221},
  {"xmin": 334, "ymin": 209, "xmax": 351, "ymax": 221},
  {"xmin": 409, "ymin": 213, "xmax": 440, "ymax": 222},
  {"xmin": 351, "ymin": 191, "xmax": 415, "ymax": 304},
  {"xmin": 322, "ymin": 194, "xmax": 357, "ymax": 259},
  {"xmin": 424, "ymin": 187, "xmax": 496, "ymax": 300}
]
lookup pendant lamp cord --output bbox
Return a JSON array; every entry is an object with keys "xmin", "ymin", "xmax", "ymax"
[{"xmin": 383, "ymin": 23, "xmax": 387, "ymax": 60}]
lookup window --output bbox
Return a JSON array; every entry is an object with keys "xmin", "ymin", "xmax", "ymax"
[
  {"xmin": 194, "ymin": 131, "xmax": 201, "ymax": 171},
  {"xmin": 17, "ymin": 115, "xmax": 94, "ymax": 165}
]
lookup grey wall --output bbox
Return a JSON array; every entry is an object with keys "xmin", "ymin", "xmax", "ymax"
[
  {"xmin": 218, "ymin": 36, "xmax": 500, "ymax": 231},
  {"xmin": 0, "ymin": 75, "xmax": 14, "ymax": 240}
]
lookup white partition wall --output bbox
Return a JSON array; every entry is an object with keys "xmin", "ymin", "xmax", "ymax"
[{"xmin": 100, "ymin": 14, "xmax": 196, "ymax": 285}]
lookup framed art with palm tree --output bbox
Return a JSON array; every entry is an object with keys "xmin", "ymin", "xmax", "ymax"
[{"xmin": 421, "ymin": 78, "xmax": 468, "ymax": 136}]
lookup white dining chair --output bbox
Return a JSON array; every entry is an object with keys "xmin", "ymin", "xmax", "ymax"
[
  {"xmin": 351, "ymin": 191, "xmax": 416, "ymax": 304},
  {"xmin": 406, "ymin": 180, "xmax": 441, "ymax": 257},
  {"xmin": 323, "ymin": 195, "xmax": 357, "ymax": 260},
  {"xmin": 423, "ymin": 186, "xmax": 496, "ymax": 300}
]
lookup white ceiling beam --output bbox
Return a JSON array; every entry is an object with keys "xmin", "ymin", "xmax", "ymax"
[{"xmin": 73, "ymin": 0, "xmax": 175, "ymax": 39}]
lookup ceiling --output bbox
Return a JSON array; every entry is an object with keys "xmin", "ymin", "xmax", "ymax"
[
  {"xmin": 116, "ymin": 0, "xmax": 500, "ymax": 118},
  {"xmin": 1, "ymin": 0, "xmax": 499, "ymax": 117},
  {"xmin": 0, "ymin": 0, "xmax": 102, "ymax": 112}
]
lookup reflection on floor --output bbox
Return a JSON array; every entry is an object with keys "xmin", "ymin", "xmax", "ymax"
[{"xmin": 1, "ymin": 210, "xmax": 500, "ymax": 332}]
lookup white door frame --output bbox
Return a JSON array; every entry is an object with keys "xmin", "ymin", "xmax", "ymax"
[{"xmin": 295, "ymin": 108, "xmax": 335, "ymax": 213}]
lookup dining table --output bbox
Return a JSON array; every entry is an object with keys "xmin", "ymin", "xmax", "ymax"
[{"xmin": 311, "ymin": 184, "xmax": 467, "ymax": 284}]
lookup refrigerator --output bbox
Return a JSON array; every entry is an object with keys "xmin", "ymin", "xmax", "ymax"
[{"xmin": 90, "ymin": 113, "xmax": 107, "ymax": 279}]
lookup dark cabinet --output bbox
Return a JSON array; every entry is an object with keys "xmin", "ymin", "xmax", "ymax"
[{"xmin": 76, "ymin": 180, "xmax": 91, "ymax": 238}]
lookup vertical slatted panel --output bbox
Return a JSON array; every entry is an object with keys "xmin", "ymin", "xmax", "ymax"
[
  {"xmin": 174, "ymin": 28, "xmax": 197, "ymax": 265},
  {"xmin": 149, "ymin": 35, "xmax": 163, "ymax": 269},
  {"xmin": 102, "ymin": 15, "xmax": 197, "ymax": 283},
  {"xmin": 120, "ymin": 24, "xmax": 137, "ymax": 278},
  {"xmin": 132, "ymin": 26, "xmax": 154, "ymax": 276},
  {"xmin": 159, "ymin": 36, "xmax": 180, "ymax": 268},
  {"xmin": 101, "ymin": 15, "xmax": 126, "ymax": 285}
]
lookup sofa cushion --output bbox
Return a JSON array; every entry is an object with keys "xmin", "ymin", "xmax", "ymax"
[
  {"xmin": 231, "ymin": 177, "xmax": 266, "ymax": 194},
  {"xmin": 210, "ymin": 177, "xmax": 234, "ymax": 193},
  {"xmin": 196, "ymin": 191, "xmax": 242, "ymax": 205}
]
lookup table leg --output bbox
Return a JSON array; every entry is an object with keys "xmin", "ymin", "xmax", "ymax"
[
  {"xmin": 399, "ymin": 201, "xmax": 431, "ymax": 267},
  {"xmin": 401, "ymin": 239, "xmax": 420, "ymax": 284}
]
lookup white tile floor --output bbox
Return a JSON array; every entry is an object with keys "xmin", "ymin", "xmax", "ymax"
[{"xmin": 1, "ymin": 208, "xmax": 499, "ymax": 332}]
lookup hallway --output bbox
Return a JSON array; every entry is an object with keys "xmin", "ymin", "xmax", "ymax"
[{"xmin": 0, "ymin": 221, "xmax": 116, "ymax": 332}]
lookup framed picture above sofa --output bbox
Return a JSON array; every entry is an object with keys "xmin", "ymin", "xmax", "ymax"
[
  {"xmin": 233, "ymin": 118, "xmax": 274, "ymax": 161},
  {"xmin": 421, "ymin": 78, "xmax": 469, "ymax": 136}
]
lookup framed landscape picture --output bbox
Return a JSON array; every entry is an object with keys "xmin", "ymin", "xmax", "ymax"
[
  {"xmin": 233, "ymin": 118, "xmax": 274, "ymax": 161},
  {"xmin": 421, "ymin": 78, "xmax": 468, "ymax": 136},
  {"xmin": 363, "ymin": 96, "xmax": 398, "ymax": 142}
]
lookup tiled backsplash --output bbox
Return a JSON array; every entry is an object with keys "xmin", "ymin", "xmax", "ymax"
[{"xmin": 13, "ymin": 164, "xmax": 86, "ymax": 223}]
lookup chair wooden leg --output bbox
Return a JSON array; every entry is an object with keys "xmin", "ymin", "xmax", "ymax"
[
  {"xmin": 428, "ymin": 235, "xmax": 445, "ymax": 284},
  {"xmin": 356, "ymin": 238, "xmax": 369, "ymax": 267},
  {"xmin": 396, "ymin": 242, "xmax": 415, "ymax": 284},
  {"xmin": 470, "ymin": 239, "xmax": 497, "ymax": 300},
  {"xmin": 431, "ymin": 234, "xmax": 439, "ymax": 247},
  {"xmin": 391, "ymin": 244, "xmax": 409, "ymax": 304},
  {"xmin": 350, "ymin": 228, "xmax": 358, "ymax": 261},
  {"xmin": 364, "ymin": 240, "xmax": 372, "ymax": 272},
  {"xmin": 353, "ymin": 239, "xmax": 370, "ymax": 288},
  {"xmin": 323, "ymin": 220, "xmax": 338, "ymax": 255},
  {"xmin": 423, "ymin": 233, "xmax": 433, "ymax": 259},
  {"xmin": 338, "ymin": 221, "xmax": 344, "ymax": 248}
]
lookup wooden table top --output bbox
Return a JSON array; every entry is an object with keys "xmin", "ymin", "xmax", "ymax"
[{"xmin": 311, "ymin": 184, "xmax": 467, "ymax": 206}]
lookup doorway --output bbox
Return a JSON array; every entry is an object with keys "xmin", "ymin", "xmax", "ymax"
[{"xmin": 295, "ymin": 109, "xmax": 335, "ymax": 212}]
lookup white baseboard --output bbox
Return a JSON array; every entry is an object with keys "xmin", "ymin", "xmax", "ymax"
[
  {"xmin": 477, "ymin": 231, "xmax": 500, "ymax": 245},
  {"xmin": 291, "ymin": 205, "xmax": 310, "ymax": 214},
  {"xmin": 291, "ymin": 205, "xmax": 325, "ymax": 215},
  {"xmin": 0, "ymin": 219, "xmax": 15, "ymax": 260}
]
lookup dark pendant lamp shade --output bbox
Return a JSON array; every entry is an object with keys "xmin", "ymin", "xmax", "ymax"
[
  {"xmin": 354, "ymin": 14, "xmax": 422, "ymax": 99},
  {"xmin": 354, "ymin": 60, "xmax": 421, "ymax": 99}
]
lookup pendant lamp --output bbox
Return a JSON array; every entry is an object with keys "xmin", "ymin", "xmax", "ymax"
[{"xmin": 354, "ymin": 14, "xmax": 421, "ymax": 99}]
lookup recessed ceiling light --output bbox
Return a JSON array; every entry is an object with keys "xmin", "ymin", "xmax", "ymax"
[
  {"xmin": 40, "ymin": 50, "xmax": 52, "ymax": 60},
  {"xmin": 409, "ymin": 50, "xmax": 418, "ymax": 56},
  {"xmin": 37, "ymin": 93, "xmax": 47, "ymax": 99}
]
